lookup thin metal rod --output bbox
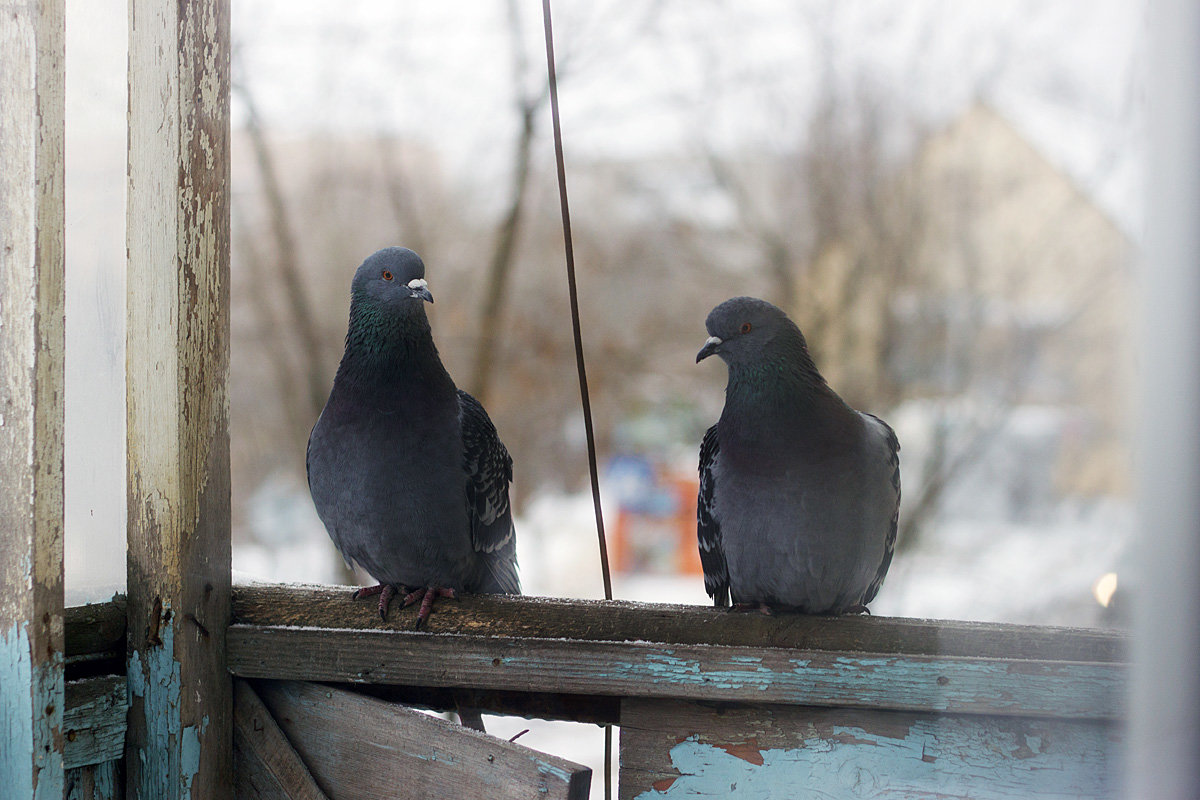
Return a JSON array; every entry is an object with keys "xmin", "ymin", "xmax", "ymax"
[{"xmin": 541, "ymin": 0, "xmax": 613, "ymax": 602}]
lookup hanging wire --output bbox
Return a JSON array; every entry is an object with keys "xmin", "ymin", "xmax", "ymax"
[
  {"xmin": 540, "ymin": 0, "xmax": 613, "ymax": 603},
  {"xmin": 541, "ymin": 3, "xmax": 614, "ymax": 798}
]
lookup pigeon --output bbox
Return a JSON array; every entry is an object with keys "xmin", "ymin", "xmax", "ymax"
[
  {"xmin": 307, "ymin": 247, "xmax": 519, "ymax": 627},
  {"xmin": 695, "ymin": 296, "xmax": 900, "ymax": 614}
]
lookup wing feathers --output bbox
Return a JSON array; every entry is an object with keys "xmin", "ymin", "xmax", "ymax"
[{"xmin": 697, "ymin": 424, "xmax": 730, "ymax": 607}]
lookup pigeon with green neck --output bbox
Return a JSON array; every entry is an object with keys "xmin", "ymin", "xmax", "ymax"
[{"xmin": 307, "ymin": 247, "xmax": 519, "ymax": 627}]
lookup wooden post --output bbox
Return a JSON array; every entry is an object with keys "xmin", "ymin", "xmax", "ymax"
[
  {"xmin": 0, "ymin": 0, "xmax": 66, "ymax": 796},
  {"xmin": 125, "ymin": 0, "xmax": 231, "ymax": 796}
]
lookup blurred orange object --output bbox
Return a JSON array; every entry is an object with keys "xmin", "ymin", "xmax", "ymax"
[{"xmin": 612, "ymin": 473, "xmax": 702, "ymax": 575}]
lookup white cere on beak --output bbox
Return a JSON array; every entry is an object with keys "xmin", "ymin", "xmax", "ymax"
[
  {"xmin": 407, "ymin": 278, "xmax": 428, "ymax": 290},
  {"xmin": 705, "ymin": 336, "xmax": 723, "ymax": 347}
]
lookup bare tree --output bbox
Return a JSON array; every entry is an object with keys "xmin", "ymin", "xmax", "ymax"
[
  {"xmin": 468, "ymin": 0, "xmax": 550, "ymax": 404},
  {"xmin": 233, "ymin": 56, "xmax": 328, "ymax": 421}
]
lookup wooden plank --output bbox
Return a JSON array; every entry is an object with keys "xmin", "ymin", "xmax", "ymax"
[
  {"xmin": 64, "ymin": 676, "xmax": 126, "ymax": 769},
  {"xmin": 65, "ymin": 761, "xmax": 121, "ymax": 800},
  {"xmin": 233, "ymin": 584, "xmax": 1126, "ymax": 663},
  {"xmin": 227, "ymin": 625, "xmax": 1124, "ymax": 719},
  {"xmin": 256, "ymin": 680, "xmax": 591, "ymax": 800},
  {"xmin": 65, "ymin": 598, "xmax": 126, "ymax": 675},
  {"xmin": 125, "ymin": 0, "xmax": 232, "ymax": 796},
  {"xmin": 0, "ymin": 0, "xmax": 66, "ymax": 796},
  {"xmin": 619, "ymin": 699, "xmax": 1119, "ymax": 799},
  {"xmin": 233, "ymin": 679, "xmax": 328, "ymax": 800}
]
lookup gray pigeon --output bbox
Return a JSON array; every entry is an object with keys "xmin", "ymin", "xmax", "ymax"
[
  {"xmin": 695, "ymin": 296, "xmax": 900, "ymax": 614},
  {"xmin": 307, "ymin": 247, "xmax": 519, "ymax": 627}
]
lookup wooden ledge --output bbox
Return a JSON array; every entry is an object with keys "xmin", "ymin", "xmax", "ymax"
[
  {"xmin": 227, "ymin": 584, "xmax": 1127, "ymax": 720},
  {"xmin": 232, "ymin": 584, "xmax": 1126, "ymax": 662}
]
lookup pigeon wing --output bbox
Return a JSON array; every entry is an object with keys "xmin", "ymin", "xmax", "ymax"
[
  {"xmin": 861, "ymin": 412, "xmax": 901, "ymax": 607},
  {"xmin": 458, "ymin": 390, "xmax": 515, "ymax": 555},
  {"xmin": 697, "ymin": 424, "xmax": 730, "ymax": 607}
]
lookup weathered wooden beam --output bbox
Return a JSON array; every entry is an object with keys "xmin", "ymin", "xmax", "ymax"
[
  {"xmin": 233, "ymin": 584, "xmax": 1126, "ymax": 662},
  {"xmin": 619, "ymin": 698, "xmax": 1119, "ymax": 799},
  {"xmin": 233, "ymin": 680, "xmax": 328, "ymax": 800},
  {"xmin": 64, "ymin": 676, "xmax": 126, "ymax": 770},
  {"xmin": 255, "ymin": 680, "xmax": 591, "ymax": 800},
  {"xmin": 0, "ymin": 0, "xmax": 66, "ymax": 796},
  {"xmin": 227, "ymin": 623, "xmax": 1124, "ymax": 719},
  {"xmin": 126, "ymin": 0, "xmax": 232, "ymax": 794},
  {"xmin": 65, "ymin": 598, "xmax": 126, "ymax": 676}
]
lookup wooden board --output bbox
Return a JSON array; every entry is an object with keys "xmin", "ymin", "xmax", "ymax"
[
  {"xmin": 233, "ymin": 584, "xmax": 1126, "ymax": 663},
  {"xmin": 64, "ymin": 677, "xmax": 126, "ymax": 769},
  {"xmin": 65, "ymin": 599, "xmax": 126, "ymax": 676},
  {"xmin": 233, "ymin": 680, "xmax": 327, "ymax": 800},
  {"xmin": 65, "ymin": 761, "xmax": 121, "ymax": 800},
  {"xmin": 125, "ymin": 0, "xmax": 232, "ymax": 795},
  {"xmin": 256, "ymin": 680, "xmax": 591, "ymax": 800},
  {"xmin": 619, "ymin": 699, "xmax": 1120, "ymax": 799},
  {"xmin": 0, "ymin": 0, "xmax": 66, "ymax": 795},
  {"xmin": 227, "ymin": 624, "xmax": 1124, "ymax": 719}
]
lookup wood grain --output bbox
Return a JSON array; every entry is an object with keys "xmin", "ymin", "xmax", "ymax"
[
  {"xmin": 65, "ymin": 761, "xmax": 121, "ymax": 800},
  {"xmin": 0, "ymin": 0, "xmax": 66, "ymax": 795},
  {"xmin": 64, "ymin": 677, "xmax": 126, "ymax": 769},
  {"xmin": 233, "ymin": 583, "xmax": 1127, "ymax": 662},
  {"xmin": 125, "ymin": 0, "xmax": 232, "ymax": 795},
  {"xmin": 233, "ymin": 680, "xmax": 327, "ymax": 800},
  {"xmin": 619, "ymin": 699, "xmax": 1119, "ymax": 799},
  {"xmin": 65, "ymin": 598, "xmax": 126, "ymax": 677},
  {"xmin": 255, "ymin": 680, "xmax": 591, "ymax": 800},
  {"xmin": 227, "ymin": 624, "xmax": 1124, "ymax": 719}
]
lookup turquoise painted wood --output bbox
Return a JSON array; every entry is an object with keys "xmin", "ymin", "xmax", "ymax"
[
  {"xmin": 66, "ymin": 761, "xmax": 121, "ymax": 800},
  {"xmin": 226, "ymin": 626, "xmax": 1124, "ymax": 719},
  {"xmin": 0, "ymin": 0, "xmax": 66, "ymax": 796},
  {"xmin": 63, "ymin": 676, "xmax": 127, "ymax": 769},
  {"xmin": 621, "ymin": 699, "xmax": 1120, "ymax": 799}
]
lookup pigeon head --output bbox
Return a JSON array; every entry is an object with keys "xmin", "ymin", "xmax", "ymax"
[
  {"xmin": 351, "ymin": 247, "xmax": 434, "ymax": 312},
  {"xmin": 696, "ymin": 296, "xmax": 808, "ymax": 364},
  {"xmin": 697, "ymin": 296, "xmax": 828, "ymax": 399}
]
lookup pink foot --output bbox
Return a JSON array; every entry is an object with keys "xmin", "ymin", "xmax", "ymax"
[
  {"xmin": 351, "ymin": 583, "xmax": 398, "ymax": 620},
  {"xmin": 400, "ymin": 586, "xmax": 458, "ymax": 629}
]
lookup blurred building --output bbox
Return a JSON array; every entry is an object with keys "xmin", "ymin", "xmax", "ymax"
[{"xmin": 805, "ymin": 102, "xmax": 1133, "ymax": 510}]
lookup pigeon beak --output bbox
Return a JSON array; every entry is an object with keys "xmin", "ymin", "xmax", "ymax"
[
  {"xmin": 696, "ymin": 335, "xmax": 723, "ymax": 363},
  {"xmin": 407, "ymin": 278, "xmax": 434, "ymax": 303}
]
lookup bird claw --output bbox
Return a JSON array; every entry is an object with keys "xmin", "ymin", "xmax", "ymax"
[
  {"xmin": 400, "ymin": 586, "xmax": 458, "ymax": 629},
  {"xmin": 351, "ymin": 583, "xmax": 399, "ymax": 619}
]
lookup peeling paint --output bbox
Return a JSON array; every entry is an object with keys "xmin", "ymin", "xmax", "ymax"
[
  {"xmin": 635, "ymin": 720, "xmax": 1117, "ymax": 799},
  {"xmin": 2, "ymin": 624, "xmax": 36, "ymax": 794},
  {"xmin": 128, "ymin": 601, "xmax": 205, "ymax": 799},
  {"xmin": 180, "ymin": 717, "xmax": 208, "ymax": 797},
  {"xmin": 2, "ymin": 622, "xmax": 63, "ymax": 800},
  {"xmin": 535, "ymin": 759, "xmax": 574, "ymax": 784}
]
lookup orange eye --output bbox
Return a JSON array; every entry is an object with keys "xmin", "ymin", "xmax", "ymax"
[
  {"xmin": 382, "ymin": 270, "xmax": 393, "ymax": 281},
  {"xmin": 740, "ymin": 322, "xmax": 752, "ymax": 334}
]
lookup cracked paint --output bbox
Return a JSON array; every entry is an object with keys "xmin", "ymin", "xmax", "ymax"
[
  {"xmin": 635, "ymin": 720, "xmax": 1116, "ymax": 799},
  {"xmin": 128, "ymin": 601, "xmax": 205, "ymax": 799},
  {"xmin": 2, "ymin": 622, "xmax": 63, "ymax": 800}
]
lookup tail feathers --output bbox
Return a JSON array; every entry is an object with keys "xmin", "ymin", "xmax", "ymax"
[{"xmin": 475, "ymin": 532, "xmax": 521, "ymax": 594}]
